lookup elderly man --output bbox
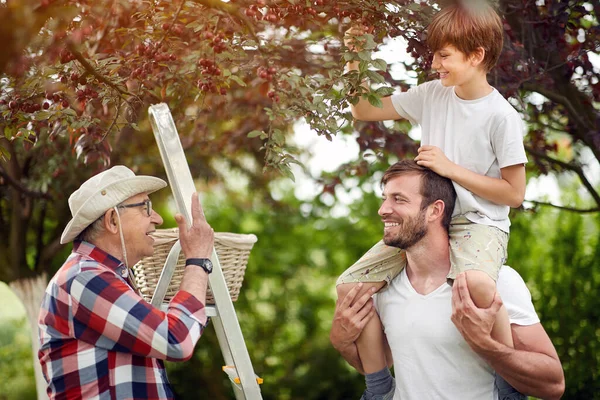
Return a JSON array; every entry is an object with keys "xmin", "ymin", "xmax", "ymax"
[
  {"xmin": 330, "ymin": 160, "xmax": 565, "ymax": 400},
  {"xmin": 38, "ymin": 165, "xmax": 215, "ymax": 399}
]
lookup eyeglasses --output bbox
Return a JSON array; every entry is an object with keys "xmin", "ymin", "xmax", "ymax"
[{"xmin": 117, "ymin": 199, "xmax": 152, "ymax": 217}]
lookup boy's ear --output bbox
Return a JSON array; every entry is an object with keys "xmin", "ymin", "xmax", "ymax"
[{"xmin": 470, "ymin": 47, "xmax": 486, "ymax": 67}]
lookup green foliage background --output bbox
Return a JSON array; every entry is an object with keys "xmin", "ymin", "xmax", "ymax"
[{"xmin": 1, "ymin": 178, "xmax": 598, "ymax": 399}]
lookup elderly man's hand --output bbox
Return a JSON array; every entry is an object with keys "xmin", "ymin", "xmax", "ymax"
[
  {"xmin": 451, "ymin": 273, "xmax": 503, "ymax": 352},
  {"xmin": 330, "ymin": 283, "xmax": 377, "ymax": 351},
  {"xmin": 175, "ymin": 193, "xmax": 214, "ymax": 259}
]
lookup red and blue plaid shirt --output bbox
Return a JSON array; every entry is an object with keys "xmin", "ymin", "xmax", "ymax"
[{"xmin": 38, "ymin": 241, "xmax": 208, "ymax": 399}]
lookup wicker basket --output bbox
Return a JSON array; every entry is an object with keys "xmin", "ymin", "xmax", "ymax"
[{"xmin": 133, "ymin": 228, "xmax": 257, "ymax": 304}]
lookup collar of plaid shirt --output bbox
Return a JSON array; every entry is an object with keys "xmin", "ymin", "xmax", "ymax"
[{"xmin": 38, "ymin": 240, "xmax": 208, "ymax": 399}]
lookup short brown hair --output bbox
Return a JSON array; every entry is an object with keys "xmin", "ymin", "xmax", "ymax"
[
  {"xmin": 381, "ymin": 160, "xmax": 456, "ymax": 232},
  {"xmin": 427, "ymin": 2, "xmax": 504, "ymax": 72}
]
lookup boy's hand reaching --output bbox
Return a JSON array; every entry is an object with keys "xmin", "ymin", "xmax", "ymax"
[
  {"xmin": 343, "ymin": 25, "xmax": 373, "ymax": 52},
  {"xmin": 415, "ymin": 145, "xmax": 457, "ymax": 178}
]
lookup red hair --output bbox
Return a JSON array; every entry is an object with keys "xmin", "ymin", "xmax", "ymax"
[{"xmin": 427, "ymin": 2, "xmax": 504, "ymax": 72}]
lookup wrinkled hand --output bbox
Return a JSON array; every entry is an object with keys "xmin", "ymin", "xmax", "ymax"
[
  {"xmin": 451, "ymin": 273, "xmax": 503, "ymax": 351},
  {"xmin": 415, "ymin": 146, "xmax": 456, "ymax": 177},
  {"xmin": 175, "ymin": 193, "xmax": 214, "ymax": 259},
  {"xmin": 330, "ymin": 283, "xmax": 376, "ymax": 351}
]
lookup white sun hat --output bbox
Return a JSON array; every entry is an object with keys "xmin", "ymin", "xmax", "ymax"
[{"xmin": 61, "ymin": 165, "xmax": 167, "ymax": 244}]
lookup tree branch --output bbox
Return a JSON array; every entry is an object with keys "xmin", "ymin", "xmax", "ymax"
[
  {"xmin": 0, "ymin": 151, "xmax": 51, "ymax": 200},
  {"xmin": 66, "ymin": 42, "xmax": 132, "ymax": 98},
  {"xmin": 525, "ymin": 145, "xmax": 600, "ymax": 208},
  {"xmin": 525, "ymin": 200, "xmax": 600, "ymax": 214}
]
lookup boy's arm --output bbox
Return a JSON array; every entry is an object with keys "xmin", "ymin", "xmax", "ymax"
[
  {"xmin": 344, "ymin": 28, "xmax": 402, "ymax": 122},
  {"xmin": 415, "ymin": 146, "xmax": 526, "ymax": 208}
]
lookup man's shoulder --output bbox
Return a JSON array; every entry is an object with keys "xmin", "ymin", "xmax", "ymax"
[
  {"xmin": 498, "ymin": 265, "xmax": 523, "ymax": 284},
  {"xmin": 497, "ymin": 265, "xmax": 531, "ymax": 300}
]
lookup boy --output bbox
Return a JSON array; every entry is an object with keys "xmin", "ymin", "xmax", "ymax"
[{"xmin": 336, "ymin": 2, "xmax": 527, "ymax": 399}]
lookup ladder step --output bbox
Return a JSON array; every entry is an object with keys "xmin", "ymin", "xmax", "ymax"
[{"xmin": 222, "ymin": 365, "xmax": 263, "ymax": 385}]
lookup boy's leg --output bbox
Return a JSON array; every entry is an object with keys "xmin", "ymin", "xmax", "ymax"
[
  {"xmin": 464, "ymin": 270, "xmax": 514, "ymax": 347},
  {"xmin": 336, "ymin": 240, "xmax": 405, "ymax": 399},
  {"xmin": 449, "ymin": 218, "xmax": 514, "ymax": 348},
  {"xmin": 336, "ymin": 282, "xmax": 389, "ymax": 374}
]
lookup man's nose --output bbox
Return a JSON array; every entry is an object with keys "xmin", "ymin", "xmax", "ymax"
[
  {"xmin": 151, "ymin": 210, "xmax": 164, "ymax": 226},
  {"xmin": 378, "ymin": 201, "xmax": 391, "ymax": 217}
]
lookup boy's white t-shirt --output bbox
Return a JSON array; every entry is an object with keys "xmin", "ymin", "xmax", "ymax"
[
  {"xmin": 391, "ymin": 80, "xmax": 528, "ymax": 232},
  {"xmin": 374, "ymin": 266, "xmax": 539, "ymax": 400}
]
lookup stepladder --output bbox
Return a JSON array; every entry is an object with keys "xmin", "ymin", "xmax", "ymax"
[{"xmin": 147, "ymin": 103, "xmax": 263, "ymax": 399}]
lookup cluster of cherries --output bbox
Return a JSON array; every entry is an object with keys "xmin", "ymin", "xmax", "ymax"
[
  {"xmin": 204, "ymin": 31, "xmax": 227, "ymax": 54},
  {"xmin": 59, "ymin": 49, "xmax": 76, "ymax": 64},
  {"xmin": 243, "ymin": 0, "xmax": 364, "ymax": 23},
  {"xmin": 256, "ymin": 66, "xmax": 277, "ymax": 82},
  {"xmin": 196, "ymin": 58, "xmax": 227, "ymax": 95},
  {"xmin": 198, "ymin": 58, "xmax": 221, "ymax": 76}
]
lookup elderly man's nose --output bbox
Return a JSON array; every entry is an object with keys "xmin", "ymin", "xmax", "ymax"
[{"xmin": 151, "ymin": 210, "xmax": 163, "ymax": 226}]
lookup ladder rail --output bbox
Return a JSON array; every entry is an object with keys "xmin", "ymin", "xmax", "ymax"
[{"xmin": 148, "ymin": 103, "xmax": 262, "ymax": 399}]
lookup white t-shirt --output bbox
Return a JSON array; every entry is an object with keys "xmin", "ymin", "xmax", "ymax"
[
  {"xmin": 374, "ymin": 266, "xmax": 539, "ymax": 400},
  {"xmin": 391, "ymin": 80, "xmax": 528, "ymax": 232}
]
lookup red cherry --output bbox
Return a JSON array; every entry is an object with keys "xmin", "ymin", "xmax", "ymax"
[
  {"xmin": 61, "ymin": 100, "xmax": 69, "ymax": 108},
  {"xmin": 43, "ymin": 102, "xmax": 50, "ymax": 109},
  {"xmin": 220, "ymin": 88, "xmax": 227, "ymax": 95},
  {"xmin": 8, "ymin": 101, "xmax": 17, "ymax": 109},
  {"xmin": 162, "ymin": 23, "xmax": 170, "ymax": 30}
]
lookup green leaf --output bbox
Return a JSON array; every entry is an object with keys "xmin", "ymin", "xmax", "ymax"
[
  {"xmin": 279, "ymin": 164, "xmax": 295, "ymax": 182},
  {"xmin": 372, "ymin": 59, "xmax": 388, "ymax": 71},
  {"xmin": 4, "ymin": 126, "xmax": 15, "ymax": 139},
  {"xmin": 130, "ymin": 123, "xmax": 140, "ymax": 131},
  {"xmin": 247, "ymin": 130, "xmax": 263, "ymax": 138},
  {"xmin": 357, "ymin": 51, "xmax": 371, "ymax": 62},
  {"xmin": 366, "ymin": 70, "xmax": 386, "ymax": 84},
  {"xmin": 272, "ymin": 129, "xmax": 285, "ymax": 145},
  {"xmin": 0, "ymin": 144, "xmax": 10, "ymax": 161},
  {"xmin": 367, "ymin": 94, "xmax": 383, "ymax": 108},
  {"xmin": 375, "ymin": 87, "xmax": 395, "ymax": 96},
  {"xmin": 229, "ymin": 75, "xmax": 247, "ymax": 87}
]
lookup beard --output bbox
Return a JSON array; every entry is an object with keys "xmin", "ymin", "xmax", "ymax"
[{"xmin": 383, "ymin": 208, "xmax": 428, "ymax": 249}]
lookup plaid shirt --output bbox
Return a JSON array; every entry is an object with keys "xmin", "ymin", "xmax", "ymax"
[{"xmin": 38, "ymin": 241, "xmax": 208, "ymax": 399}]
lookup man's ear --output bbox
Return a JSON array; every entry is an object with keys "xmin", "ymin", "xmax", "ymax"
[
  {"xmin": 102, "ymin": 208, "xmax": 119, "ymax": 234},
  {"xmin": 427, "ymin": 199, "xmax": 446, "ymax": 223},
  {"xmin": 469, "ymin": 47, "xmax": 486, "ymax": 67}
]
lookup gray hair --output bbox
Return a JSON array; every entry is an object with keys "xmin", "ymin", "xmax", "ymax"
[{"xmin": 76, "ymin": 216, "xmax": 106, "ymax": 243}]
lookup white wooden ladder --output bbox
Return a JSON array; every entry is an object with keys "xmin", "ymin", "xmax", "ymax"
[{"xmin": 147, "ymin": 103, "xmax": 263, "ymax": 400}]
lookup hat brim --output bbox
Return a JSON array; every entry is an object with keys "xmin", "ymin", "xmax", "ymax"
[{"xmin": 61, "ymin": 176, "xmax": 167, "ymax": 244}]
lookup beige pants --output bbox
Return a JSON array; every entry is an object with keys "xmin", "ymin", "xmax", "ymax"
[{"xmin": 336, "ymin": 216, "xmax": 508, "ymax": 287}]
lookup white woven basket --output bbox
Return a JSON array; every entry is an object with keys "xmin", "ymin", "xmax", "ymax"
[{"xmin": 133, "ymin": 228, "xmax": 257, "ymax": 304}]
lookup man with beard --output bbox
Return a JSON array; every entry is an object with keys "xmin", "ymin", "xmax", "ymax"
[{"xmin": 330, "ymin": 160, "xmax": 564, "ymax": 400}]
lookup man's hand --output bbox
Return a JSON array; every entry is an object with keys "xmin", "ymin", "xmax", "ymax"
[
  {"xmin": 451, "ymin": 273, "xmax": 503, "ymax": 352},
  {"xmin": 175, "ymin": 193, "xmax": 214, "ymax": 259},
  {"xmin": 415, "ymin": 146, "xmax": 457, "ymax": 178},
  {"xmin": 330, "ymin": 283, "xmax": 377, "ymax": 351}
]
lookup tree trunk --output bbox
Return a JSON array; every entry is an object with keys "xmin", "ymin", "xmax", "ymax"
[{"xmin": 9, "ymin": 273, "xmax": 49, "ymax": 400}]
